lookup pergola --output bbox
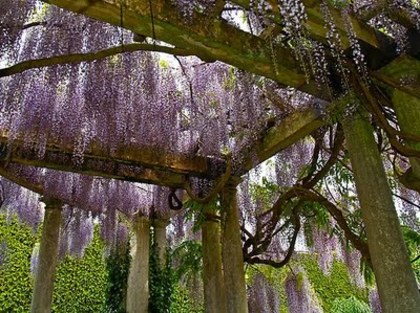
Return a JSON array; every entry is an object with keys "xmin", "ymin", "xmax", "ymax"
[{"xmin": 1, "ymin": 1, "xmax": 420, "ymax": 313}]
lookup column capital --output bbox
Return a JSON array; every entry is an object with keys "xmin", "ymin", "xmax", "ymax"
[
  {"xmin": 227, "ymin": 176, "xmax": 242, "ymax": 188},
  {"xmin": 152, "ymin": 218, "xmax": 170, "ymax": 229},
  {"xmin": 40, "ymin": 197, "xmax": 63, "ymax": 209}
]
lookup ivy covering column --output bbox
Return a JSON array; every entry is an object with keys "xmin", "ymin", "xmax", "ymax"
[
  {"xmin": 127, "ymin": 214, "xmax": 150, "ymax": 313},
  {"xmin": 342, "ymin": 109, "xmax": 420, "ymax": 313},
  {"xmin": 221, "ymin": 178, "xmax": 248, "ymax": 313},
  {"xmin": 152, "ymin": 218, "xmax": 169, "ymax": 267},
  {"xmin": 202, "ymin": 204, "xmax": 227, "ymax": 313},
  {"xmin": 31, "ymin": 197, "xmax": 63, "ymax": 313}
]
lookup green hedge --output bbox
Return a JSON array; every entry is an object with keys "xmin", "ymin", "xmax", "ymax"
[
  {"xmin": 0, "ymin": 214, "xmax": 107, "ymax": 312},
  {"xmin": 52, "ymin": 229, "xmax": 107, "ymax": 313},
  {"xmin": 301, "ymin": 255, "xmax": 368, "ymax": 312},
  {"xmin": 247, "ymin": 254, "xmax": 370, "ymax": 313},
  {"xmin": 0, "ymin": 215, "xmax": 36, "ymax": 312}
]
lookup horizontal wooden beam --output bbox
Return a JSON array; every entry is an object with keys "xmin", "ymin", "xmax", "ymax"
[
  {"xmin": 0, "ymin": 109, "xmax": 322, "ymax": 185},
  {"xmin": 238, "ymin": 108, "xmax": 324, "ymax": 174},
  {"xmin": 0, "ymin": 132, "xmax": 222, "ymax": 187},
  {"xmin": 0, "ymin": 143, "xmax": 187, "ymax": 187},
  {"xmin": 0, "ymin": 163, "xmax": 44, "ymax": 195},
  {"xmin": 374, "ymin": 55, "xmax": 420, "ymax": 99},
  {"xmin": 39, "ymin": 0, "xmax": 420, "ymax": 101},
  {"xmin": 41, "ymin": 0, "xmax": 324, "ymax": 97},
  {"xmin": 0, "ymin": 130, "xmax": 221, "ymax": 175}
]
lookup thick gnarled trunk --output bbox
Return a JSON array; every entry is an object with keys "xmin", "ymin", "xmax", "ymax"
[
  {"xmin": 31, "ymin": 198, "xmax": 63, "ymax": 313},
  {"xmin": 221, "ymin": 179, "xmax": 248, "ymax": 313},
  {"xmin": 127, "ymin": 215, "xmax": 150, "ymax": 313},
  {"xmin": 343, "ymin": 111, "xmax": 420, "ymax": 313}
]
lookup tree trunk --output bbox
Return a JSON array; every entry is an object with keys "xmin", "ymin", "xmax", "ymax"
[
  {"xmin": 342, "ymin": 111, "xmax": 420, "ymax": 313},
  {"xmin": 127, "ymin": 215, "xmax": 150, "ymax": 313},
  {"xmin": 221, "ymin": 179, "xmax": 249, "ymax": 313},
  {"xmin": 392, "ymin": 90, "xmax": 420, "ymax": 178},
  {"xmin": 202, "ymin": 204, "xmax": 228, "ymax": 313},
  {"xmin": 31, "ymin": 198, "xmax": 63, "ymax": 313},
  {"xmin": 153, "ymin": 218, "xmax": 169, "ymax": 267}
]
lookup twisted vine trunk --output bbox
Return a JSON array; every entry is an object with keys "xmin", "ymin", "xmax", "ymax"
[
  {"xmin": 342, "ymin": 111, "xmax": 420, "ymax": 313},
  {"xmin": 221, "ymin": 179, "xmax": 248, "ymax": 313},
  {"xmin": 31, "ymin": 198, "xmax": 63, "ymax": 313},
  {"xmin": 127, "ymin": 215, "xmax": 150, "ymax": 313},
  {"xmin": 202, "ymin": 204, "xmax": 227, "ymax": 313}
]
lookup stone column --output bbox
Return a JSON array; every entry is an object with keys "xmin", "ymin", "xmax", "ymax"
[
  {"xmin": 343, "ymin": 110, "xmax": 420, "ymax": 313},
  {"xmin": 202, "ymin": 204, "xmax": 228, "ymax": 313},
  {"xmin": 31, "ymin": 198, "xmax": 63, "ymax": 313},
  {"xmin": 127, "ymin": 215, "xmax": 150, "ymax": 313},
  {"xmin": 221, "ymin": 178, "xmax": 248, "ymax": 313},
  {"xmin": 392, "ymin": 90, "xmax": 420, "ymax": 179},
  {"xmin": 153, "ymin": 218, "xmax": 170, "ymax": 267}
]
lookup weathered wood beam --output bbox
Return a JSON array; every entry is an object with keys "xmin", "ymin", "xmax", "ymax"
[
  {"xmin": 238, "ymin": 108, "xmax": 324, "ymax": 175},
  {"xmin": 0, "ymin": 163, "xmax": 44, "ymax": 194},
  {"xmin": 41, "ymin": 0, "xmax": 322, "ymax": 98},
  {"xmin": 232, "ymin": 0, "xmax": 382, "ymax": 49},
  {"xmin": 0, "ymin": 109, "xmax": 325, "ymax": 182},
  {"xmin": 0, "ymin": 130, "xmax": 219, "ymax": 176},
  {"xmin": 39, "ymin": 0, "xmax": 420, "ymax": 101},
  {"xmin": 374, "ymin": 55, "xmax": 420, "ymax": 99},
  {"xmin": 0, "ymin": 139, "xmax": 190, "ymax": 187}
]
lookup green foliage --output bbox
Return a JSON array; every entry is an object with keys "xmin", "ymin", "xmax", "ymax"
[
  {"xmin": 246, "ymin": 254, "xmax": 370, "ymax": 313},
  {"xmin": 149, "ymin": 229, "xmax": 175, "ymax": 313},
  {"xmin": 402, "ymin": 226, "xmax": 420, "ymax": 280},
  {"xmin": 105, "ymin": 242, "xmax": 131, "ymax": 313},
  {"xmin": 184, "ymin": 197, "xmax": 220, "ymax": 232},
  {"xmin": 0, "ymin": 214, "xmax": 108, "ymax": 312},
  {"xmin": 250, "ymin": 177, "xmax": 280, "ymax": 212},
  {"xmin": 52, "ymin": 228, "xmax": 108, "ymax": 313},
  {"xmin": 170, "ymin": 285, "xmax": 204, "ymax": 313},
  {"xmin": 301, "ymin": 255, "xmax": 368, "ymax": 312},
  {"xmin": 0, "ymin": 215, "xmax": 36, "ymax": 312},
  {"xmin": 331, "ymin": 296, "xmax": 372, "ymax": 313},
  {"xmin": 246, "ymin": 264, "xmax": 288, "ymax": 313},
  {"xmin": 172, "ymin": 240, "xmax": 202, "ymax": 281}
]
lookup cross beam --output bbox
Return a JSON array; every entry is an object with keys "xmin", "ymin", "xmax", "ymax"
[
  {"xmin": 0, "ymin": 108, "xmax": 322, "ymax": 186},
  {"xmin": 40, "ymin": 0, "xmax": 420, "ymax": 100}
]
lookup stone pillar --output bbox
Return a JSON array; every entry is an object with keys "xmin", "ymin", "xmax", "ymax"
[
  {"xmin": 392, "ymin": 90, "xmax": 420, "ymax": 179},
  {"xmin": 221, "ymin": 178, "xmax": 248, "ymax": 313},
  {"xmin": 152, "ymin": 218, "xmax": 170, "ymax": 267},
  {"xmin": 127, "ymin": 215, "xmax": 150, "ymax": 313},
  {"xmin": 202, "ymin": 204, "xmax": 228, "ymax": 313},
  {"xmin": 342, "ymin": 110, "xmax": 420, "ymax": 313},
  {"xmin": 31, "ymin": 198, "xmax": 63, "ymax": 313}
]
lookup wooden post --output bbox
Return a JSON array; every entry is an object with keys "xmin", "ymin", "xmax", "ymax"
[
  {"xmin": 127, "ymin": 215, "xmax": 150, "ymax": 313},
  {"xmin": 31, "ymin": 198, "xmax": 63, "ymax": 313},
  {"xmin": 342, "ymin": 110, "xmax": 420, "ymax": 313},
  {"xmin": 221, "ymin": 178, "xmax": 249, "ymax": 313}
]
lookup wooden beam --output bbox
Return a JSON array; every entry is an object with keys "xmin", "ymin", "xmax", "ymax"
[
  {"xmin": 0, "ymin": 130, "xmax": 222, "ymax": 177},
  {"xmin": 39, "ymin": 0, "xmax": 420, "ymax": 101},
  {"xmin": 0, "ymin": 109, "xmax": 323, "ymax": 183},
  {"xmin": 238, "ymin": 108, "xmax": 324, "ymax": 174},
  {"xmin": 0, "ymin": 138, "xmax": 192, "ymax": 187},
  {"xmin": 41, "ymin": 0, "xmax": 323, "ymax": 97},
  {"xmin": 374, "ymin": 55, "xmax": 420, "ymax": 99},
  {"xmin": 0, "ymin": 163, "xmax": 44, "ymax": 195}
]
